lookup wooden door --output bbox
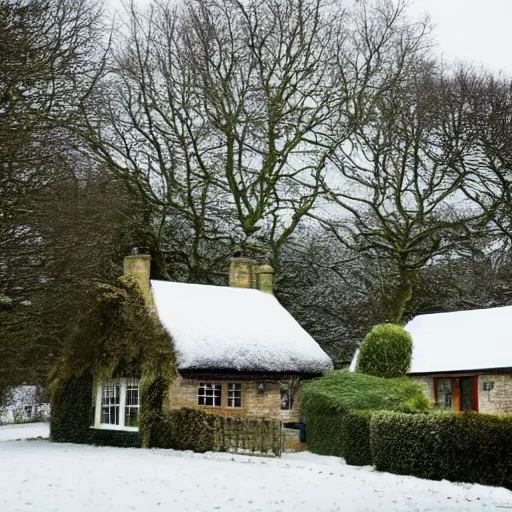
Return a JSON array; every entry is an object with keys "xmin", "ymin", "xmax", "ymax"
[{"xmin": 459, "ymin": 377, "xmax": 476, "ymax": 411}]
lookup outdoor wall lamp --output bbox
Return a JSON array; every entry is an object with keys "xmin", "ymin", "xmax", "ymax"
[{"xmin": 257, "ymin": 382, "xmax": 265, "ymax": 394}]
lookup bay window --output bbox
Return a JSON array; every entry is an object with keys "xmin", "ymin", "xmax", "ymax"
[{"xmin": 94, "ymin": 378, "xmax": 140, "ymax": 430}]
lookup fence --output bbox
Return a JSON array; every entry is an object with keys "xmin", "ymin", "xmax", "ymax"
[{"xmin": 213, "ymin": 417, "xmax": 283, "ymax": 456}]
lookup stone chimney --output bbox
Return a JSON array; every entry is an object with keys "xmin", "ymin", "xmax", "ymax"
[
  {"xmin": 123, "ymin": 247, "xmax": 154, "ymax": 307},
  {"xmin": 229, "ymin": 256, "xmax": 257, "ymax": 289},
  {"xmin": 229, "ymin": 252, "xmax": 274, "ymax": 294},
  {"xmin": 255, "ymin": 264, "xmax": 274, "ymax": 294}
]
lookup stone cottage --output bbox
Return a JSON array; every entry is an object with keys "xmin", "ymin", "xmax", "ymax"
[
  {"xmin": 91, "ymin": 251, "xmax": 333, "ymax": 433},
  {"xmin": 405, "ymin": 306, "xmax": 512, "ymax": 414}
]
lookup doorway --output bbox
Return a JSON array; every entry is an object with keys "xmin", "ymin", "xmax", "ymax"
[{"xmin": 459, "ymin": 377, "xmax": 477, "ymax": 412}]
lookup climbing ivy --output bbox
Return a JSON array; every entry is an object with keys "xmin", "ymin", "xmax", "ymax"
[{"xmin": 49, "ymin": 278, "xmax": 178, "ymax": 447}]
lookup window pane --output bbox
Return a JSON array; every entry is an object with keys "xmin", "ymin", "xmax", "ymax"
[
  {"xmin": 280, "ymin": 386, "xmax": 291, "ymax": 410},
  {"xmin": 101, "ymin": 382, "xmax": 120, "ymax": 424},
  {"xmin": 126, "ymin": 388, "xmax": 139, "ymax": 406},
  {"xmin": 125, "ymin": 407, "xmax": 139, "ymax": 427},
  {"xmin": 101, "ymin": 405, "xmax": 119, "ymax": 425},
  {"xmin": 228, "ymin": 383, "xmax": 242, "ymax": 408},
  {"xmin": 198, "ymin": 383, "xmax": 221, "ymax": 406},
  {"xmin": 436, "ymin": 379, "xmax": 452, "ymax": 409},
  {"xmin": 124, "ymin": 380, "xmax": 139, "ymax": 427}
]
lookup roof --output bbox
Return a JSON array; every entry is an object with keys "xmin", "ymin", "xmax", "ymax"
[
  {"xmin": 406, "ymin": 306, "xmax": 512, "ymax": 374},
  {"xmin": 151, "ymin": 280, "xmax": 333, "ymax": 374}
]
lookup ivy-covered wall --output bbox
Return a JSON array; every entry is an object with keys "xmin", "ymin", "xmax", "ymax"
[
  {"xmin": 49, "ymin": 278, "xmax": 177, "ymax": 448},
  {"xmin": 50, "ymin": 374, "xmax": 141, "ymax": 448}
]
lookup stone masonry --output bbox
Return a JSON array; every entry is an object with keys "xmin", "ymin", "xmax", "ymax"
[
  {"xmin": 165, "ymin": 376, "xmax": 300, "ymax": 422},
  {"xmin": 409, "ymin": 374, "xmax": 512, "ymax": 414}
]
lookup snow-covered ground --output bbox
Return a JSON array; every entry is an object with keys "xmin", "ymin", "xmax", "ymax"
[
  {"xmin": 0, "ymin": 421, "xmax": 49, "ymax": 441},
  {"xmin": 1, "ymin": 423, "xmax": 511, "ymax": 512}
]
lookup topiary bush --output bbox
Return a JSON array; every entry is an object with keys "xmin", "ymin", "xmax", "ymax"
[
  {"xmin": 356, "ymin": 324, "xmax": 413, "ymax": 378},
  {"xmin": 371, "ymin": 411, "xmax": 512, "ymax": 489},
  {"xmin": 301, "ymin": 371, "xmax": 429, "ymax": 457},
  {"xmin": 341, "ymin": 411, "xmax": 374, "ymax": 466}
]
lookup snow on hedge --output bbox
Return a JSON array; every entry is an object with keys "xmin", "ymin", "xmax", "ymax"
[
  {"xmin": 406, "ymin": 306, "xmax": 512, "ymax": 373},
  {"xmin": 151, "ymin": 280, "xmax": 333, "ymax": 373}
]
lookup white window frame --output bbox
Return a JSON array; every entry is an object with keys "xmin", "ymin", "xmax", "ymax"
[
  {"xmin": 227, "ymin": 383, "xmax": 242, "ymax": 408},
  {"xmin": 197, "ymin": 383, "xmax": 222, "ymax": 407},
  {"xmin": 93, "ymin": 378, "xmax": 140, "ymax": 431}
]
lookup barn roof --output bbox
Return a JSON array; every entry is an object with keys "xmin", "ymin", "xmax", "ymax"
[
  {"xmin": 151, "ymin": 280, "xmax": 333, "ymax": 374},
  {"xmin": 405, "ymin": 306, "xmax": 512, "ymax": 374}
]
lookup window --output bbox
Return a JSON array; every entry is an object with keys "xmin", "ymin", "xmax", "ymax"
[
  {"xmin": 280, "ymin": 384, "xmax": 292, "ymax": 411},
  {"xmin": 124, "ymin": 379, "xmax": 140, "ymax": 427},
  {"xmin": 101, "ymin": 382, "xmax": 120, "ymax": 425},
  {"xmin": 95, "ymin": 378, "xmax": 139, "ymax": 430},
  {"xmin": 228, "ymin": 383, "xmax": 242, "ymax": 408},
  {"xmin": 436, "ymin": 378, "xmax": 452, "ymax": 408},
  {"xmin": 198, "ymin": 383, "xmax": 222, "ymax": 407}
]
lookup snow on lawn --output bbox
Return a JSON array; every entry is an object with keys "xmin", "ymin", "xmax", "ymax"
[
  {"xmin": 0, "ymin": 422, "xmax": 49, "ymax": 441},
  {"xmin": 1, "ymin": 436, "xmax": 511, "ymax": 511}
]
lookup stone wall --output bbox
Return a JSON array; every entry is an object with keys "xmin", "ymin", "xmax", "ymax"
[
  {"xmin": 165, "ymin": 376, "xmax": 300, "ymax": 421},
  {"xmin": 478, "ymin": 374, "xmax": 512, "ymax": 414},
  {"xmin": 409, "ymin": 377, "xmax": 435, "ymax": 402},
  {"xmin": 409, "ymin": 373, "xmax": 512, "ymax": 414}
]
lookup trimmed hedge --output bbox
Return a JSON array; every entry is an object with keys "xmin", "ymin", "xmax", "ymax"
[
  {"xmin": 371, "ymin": 411, "xmax": 512, "ymax": 489},
  {"xmin": 50, "ymin": 374, "xmax": 94, "ymax": 444},
  {"xmin": 301, "ymin": 371, "xmax": 429, "ymax": 457},
  {"xmin": 151, "ymin": 408, "xmax": 217, "ymax": 452},
  {"xmin": 356, "ymin": 324, "xmax": 412, "ymax": 378},
  {"xmin": 341, "ymin": 411, "xmax": 373, "ymax": 466}
]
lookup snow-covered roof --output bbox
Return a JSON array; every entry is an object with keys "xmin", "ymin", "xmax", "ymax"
[
  {"xmin": 151, "ymin": 280, "xmax": 333, "ymax": 374},
  {"xmin": 406, "ymin": 306, "xmax": 512, "ymax": 374}
]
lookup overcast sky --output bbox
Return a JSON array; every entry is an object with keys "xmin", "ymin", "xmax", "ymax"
[
  {"xmin": 410, "ymin": 0, "xmax": 512, "ymax": 73},
  {"xmin": 107, "ymin": 0, "xmax": 512, "ymax": 74}
]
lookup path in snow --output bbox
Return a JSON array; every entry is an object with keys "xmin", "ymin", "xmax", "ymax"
[{"xmin": 1, "ymin": 425, "xmax": 511, "ymax": 512}]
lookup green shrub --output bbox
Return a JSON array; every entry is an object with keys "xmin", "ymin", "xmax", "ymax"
[
  {"xmin": 356, "ymin": 324, "xmax": 413, "ymax": 378},
  {"xmin": 341, "ymin": 411, "xmax": 374, "ymax": 466},
  {"xmin": 371, "ymin": 411, "xmax": 512, "ymax": 489},
  {"xmin": 50, "ymin": 374, "xmax": 94, "ymax": 444},
  {"xmin": 393, "ymin": 394, "xmax": 433, "ymax": 414},
  {"xmin": 151, "ymin": 408, "xmax": 217, "ymax": 453},
  {"xmin": 301, "ymin": 371, "xmax": 429, "ymax": 457}
]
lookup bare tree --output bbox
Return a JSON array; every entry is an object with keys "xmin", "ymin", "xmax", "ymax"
[
  {"xmin": 315, "ymin": 63, "xmax": 485, "ymax": 323},
  {"xmin": 441, "ymin": 68, "xmax": 512, "ymax": 248},
  {"xmin": 0, "ymin": 0, "xmax": 112, "ymax": 394},
  {"xmin": 78, "ymin": 0, "xmax": 430, "ymax": 273}
]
